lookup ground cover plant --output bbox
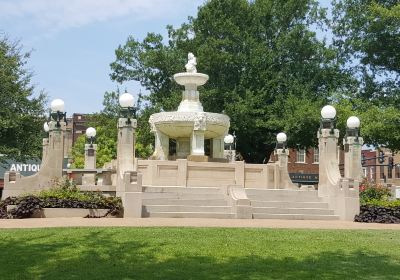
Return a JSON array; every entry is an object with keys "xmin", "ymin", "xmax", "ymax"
[
  {"xmin": 0, "ymin": 227, "xmax": 399, "ymax": 279},
  {"xmin": 0, "ymin": 179, "xmax": 122, "ymax": 219},
  {"xmin": 355, "ymin": 180, "xmax": 400, "ymax": 223}
]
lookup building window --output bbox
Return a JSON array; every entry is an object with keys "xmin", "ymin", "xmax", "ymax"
[
  {"xmin": 313, "ymin": 148, "xmax": 319, "ymax": 163},
  {"xmin": 296, "ymin": 149, "xmax": 306, "ymax": 163},
  {"xmin": 77, "ymin": 115, "xmax": 82, "ymax": 120}
]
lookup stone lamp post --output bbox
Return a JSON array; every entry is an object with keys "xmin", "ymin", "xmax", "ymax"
[
  {"xmin": 116, "ymin": 93, "xmax": 137, "ymax": 196},
  {"xmin": 343, "ymin": 116, "xmax": 363, "ymax": 181},
  {"xmin": 42, "ymin": 122, "xmax": 50, "ymax": 161},
  {"xmin": 318, "ymin": 105, "xmax": 341, "ymax": 197},
  {"xmin": 3, "ymin": 99, "xmax": 67, "ymax": 197},
  {"xmin": 82, "ymin": 127, "xmax": 97, "ymax": 185},
  {"xmin": 275, "ymin": 132, "xmax": 288, "ymax": 168},
  {"xmin": 224, "ymin": 134, "xmax": 235, "ymax": 162}
]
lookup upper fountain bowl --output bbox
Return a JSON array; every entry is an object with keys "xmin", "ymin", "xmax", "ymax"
[{"xmin": 173, "ymin": 72, "xmax": 209, "ymax": 87}]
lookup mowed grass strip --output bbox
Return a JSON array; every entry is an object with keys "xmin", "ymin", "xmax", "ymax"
[{"xmin": 0, "ymin": 227, "xmax": 399, "ymax": 280}]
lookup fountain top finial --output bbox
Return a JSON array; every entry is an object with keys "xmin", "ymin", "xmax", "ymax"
[{"xmin": 185, "ymin": 52, "xmax": 197, "ymax": 73}]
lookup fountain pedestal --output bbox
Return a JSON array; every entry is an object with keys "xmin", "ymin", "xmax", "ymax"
[{"xmin": 149, "ymin": 54, "xmax": 230, "ymax": 161}]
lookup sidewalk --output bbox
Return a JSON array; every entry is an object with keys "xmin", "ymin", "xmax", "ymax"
[{"xmin": 1, "ymin": 218, "xmax": 400, "ymax": 230}]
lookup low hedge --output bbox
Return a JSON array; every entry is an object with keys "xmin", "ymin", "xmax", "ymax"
[
  {"xmin": 0, "ymin": 179, "xmax": 122, "ymax": 219},
  {"xmin": 355, "ymin": 200, "xmax": 400, "ymax": 224}
]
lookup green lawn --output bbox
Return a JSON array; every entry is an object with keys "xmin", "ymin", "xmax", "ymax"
[{"xmin": 0, "ymin": 227, "xmax": 399, "ymax": 280}]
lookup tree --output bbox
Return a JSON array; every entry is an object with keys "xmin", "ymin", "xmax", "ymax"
[
  {"xmin": 332, "ymin": 0, "xmax": 400, "ymax": 151},
  {"xmin": 70, "ymin": 90, "xmax": 153, "ymax": 168},
  {"xmin": 110, "ymin": 0, "xmax": 351, "ymax": 162},
  {"xmin": 0, "ymin": 36, "xmax": 46, "ymax": 161},
  {"xmin": 332, "ymin": 0, "xmax": 400, "ymax": 106}
]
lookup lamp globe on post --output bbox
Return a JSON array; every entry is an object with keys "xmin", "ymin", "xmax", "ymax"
[
  {"xmin": 346, "ymin": 116, "xmax": 360, "ymax": 140},
  {"xmin": 224, "ymin": 134, "xmax": 234, "ymax": 162},
  {"xmin": 86, "ymin": 127, "xmax": 96, "ymax": 146},
  {"xmin": 50, "ymin": 99, "xmax": 66, "ymax": 127},
  {"xmin": 320, "ymin": 105, "xmax": 337, "ymax": 134},
  {"xmin": 43, "ymin": 122, "xmax": 49, "ymax": 133},
  {"xmin": 276, "ymin": 132, "xmax": 287, "ymax": 151},
  {"xmin": 119, "ymin": 93, "xmax": 136, "ymax": 124}
]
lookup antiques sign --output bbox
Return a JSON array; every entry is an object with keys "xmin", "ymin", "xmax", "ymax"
[{"xmin": 289, "ymin": 173, "xmax": 319, "ymax": 184}]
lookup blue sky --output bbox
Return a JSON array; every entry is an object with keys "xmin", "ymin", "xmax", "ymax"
[
  {"xmin": 0, "ymin": 0, "xmax": 204, "ymax": 114},
  {"xmin": 0, "ymin": 0, "xmax": 331, "ymax": 115}
]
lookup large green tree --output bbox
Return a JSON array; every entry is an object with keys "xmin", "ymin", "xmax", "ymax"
[
  {"xmin": 332, "ymin": 0, "xmax": 400, "ymax": 150},
  {"xmin": 70, "ymin": 90, "xmax": 153, "ymax": 168},
  {"xmin": 111, "ymin": 0, "xmax": 350, "ymax": 162},
  {"xmin": 0, "ymin": 36, "xmax": 46, "ymax": 161}
]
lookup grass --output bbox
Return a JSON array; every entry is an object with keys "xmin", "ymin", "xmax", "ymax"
[{"xmin": 0, "ymin": 227, "xmax": 399, "ymax": 279}]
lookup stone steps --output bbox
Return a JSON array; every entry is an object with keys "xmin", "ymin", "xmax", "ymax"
[
  {"xmin": 251, "ymin": 200, "xmax": 329, "ymax": 209},
  {"xmin": 142, "ymin": 186, "xmax": 223, "ymax": 194},
  {"xmin": 142, "ymin": 186, "xmax": 233, "ymax": 219},
  {"xmin": 142, "ymin": 198, "xmax": 228, "ymax": 206},
  {"xmin": 252, "ymin": 207, "xmax": 334, "ymax": 215},
  {"xmin": 246, "ymin": 188, "xmax": 322, "ymax": 202},
  {"xmin": 143, "ymin": 212, "xmax": 235, "ymax": 219},
  {"xmin": 144, "ymin": 205, "xmax": 232, "ymax": 213},
  {"xmin": 252, "ymin": 213, "xmax": 339, "ymax": 220}
]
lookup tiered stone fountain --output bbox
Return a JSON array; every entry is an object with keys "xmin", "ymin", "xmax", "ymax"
[{"xmin": 149, "ymin": 53, "xmax": 230, "ymax": 161}]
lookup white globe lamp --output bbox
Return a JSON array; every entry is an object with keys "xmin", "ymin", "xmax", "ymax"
[
  {"xmin": 86, "ymin": 127, "xmax": 96, "ymax": 138},
  {"xmin": 276, "ymin": 132, "xmax": 287, "ymax": 143},
  {"xmin": 224, "ymin": 134, "xmax": 234, "ymax": 144},
  {"xmin": 321, "ymin": 105, "xmax": 336, "ymax": 119},
  {"xmin": 43, "ymin": 122, "xmax": 49, "ymax": 132},
  {"xmin": 346, "ymin": 116, "xmax": 360, "ymax": 129},
  {"xmin": 119, "ymin": 93, "xmax": 134, "ymax": 108},
  {"xmin": 50, "ymin": 99, "xmax": 65, "ymax": 113}
]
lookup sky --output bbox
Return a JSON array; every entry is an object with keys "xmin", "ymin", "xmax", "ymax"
[
  {"xmin": 0, "ymin": 0, "xmax": 332, "ymax": 115},
  {"xmin": 0, "ymin": 0, "xmax": 204, "ymax": 115}
]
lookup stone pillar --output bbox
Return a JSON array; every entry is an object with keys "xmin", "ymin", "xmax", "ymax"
[
  {"xmin": 3, "ymin": 120, "xmax": 66, "ymax": 198},
  {"xmin": 176, "ymin": 137, "xmax": 190, "ymax": 158},
  {"xmin": 191, "ymin": 130, "xmax": 205, "ymax": 156},
  {"xmin": 212, "ymin": 137, "xmax": 225, "ymax": 159},
  {"xmin": 42, "ymin": 138, "xmax": 49, "ymax": 162},
  {"xmin": 276, "ymin": 148, "xmax": 297, "ymax": 189},
  {"xmin": 152, "ymin": 128, "xmax": 169, "ymax": 160},
  {"xmin": 116, "ymin": 118, "xmax": 136, "ymax": 196},
  {"xmin": 82, "ymin": 144, "xmax": 97, "ymax": 185},
  {"xmin": 343, "ymin": 136, "xmax": 364, "ymax": 181},
  {"xmin": 318, "ymin": 128, "xmax": 341, "ymax": 198}
]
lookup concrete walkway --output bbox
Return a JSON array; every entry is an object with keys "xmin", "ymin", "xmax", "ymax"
[{"xmin": 1, "ymin": 218, "xmax": 400, "ymax": 230}]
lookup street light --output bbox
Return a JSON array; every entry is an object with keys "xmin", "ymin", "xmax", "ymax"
[
  {"xmin": 345, "ymin": 116, "xmax": 360, "ymax": 139},
  {"xmin": 119, "ymin": 93, "xmax": 136, "ymax": 124},
  {"xmin": 43, "ymin": 122, "xmax": 49, "ymax": 133},
  {"xmin": 86, "ymin": 127, "xmax": 96, "ymax": 147},
  {"xmin": 224, "ymin": 134, "xmax": 234, "ymax": 162},
  {"xmin": 276, "ymin": 132, "xmax": 287, "ymax": 151},
  {"xmin": 50, "ymin": 99, "xmax": 67, "ymax": 127},
  {"xmin": 320, "ymin": 105, "xmax": 336, "ymax": 134}
]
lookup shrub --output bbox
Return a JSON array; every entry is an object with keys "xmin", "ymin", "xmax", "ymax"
[
  {"xmin": 359, "ymin": 179, "xmax": 391, "ymax": 203},
  {"xmin": 0, "ymin": 178, "xmax": 122, "ymax": 219}
]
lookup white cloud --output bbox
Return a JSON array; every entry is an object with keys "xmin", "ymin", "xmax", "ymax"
[{"xmin": 0, "ymin": 0, "xmax": 202, "ymax": 31}]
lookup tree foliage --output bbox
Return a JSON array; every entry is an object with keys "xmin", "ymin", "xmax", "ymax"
[
  {"xmin": 110, "ymin": 0, "xmax": 351, "ymax": 162},
  {"xmin": 70, "ymin": 90, "xmax": 153, "ymax": 168},
  {"xmin": 332, "ymin": 0, "xmax": 400, "ymax": 106},
  {"xmin": 0, "ymin": 36, "xmax": 46, "ymax": 161}
]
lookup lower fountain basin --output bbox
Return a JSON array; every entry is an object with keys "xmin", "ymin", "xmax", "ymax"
[{"xmin": 149, "ymin": 111, "xmax": 230, "ymax": 139}]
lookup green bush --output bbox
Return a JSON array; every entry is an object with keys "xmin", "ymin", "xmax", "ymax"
[
  {"xmin": 362, "ymin": 199, "xmax": 400, "ymax": 208},
  {"xmin": 359, "ymin": 180, "xmax": 391, "ymax": 204},
  {"xmin": 0, "ymin": 177, "xmax": 122, "ymax": 219}
]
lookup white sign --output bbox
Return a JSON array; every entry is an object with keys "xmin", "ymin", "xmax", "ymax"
[
  {"xmin": 396, "ymin": 187, "xmax": 400, "ymax": 199},
  {"xmin": 9, "ymin": 163, "xmax": 40, "ymax": 172}
]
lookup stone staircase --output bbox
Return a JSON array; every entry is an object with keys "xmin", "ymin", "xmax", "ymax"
[
  {"xmin": 141, "ymin": 186, "xmax": 234, "ymax": 218},
  {"xmin": 246, "ymin": 188, "xmax": 339, "ymax": 220}
]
